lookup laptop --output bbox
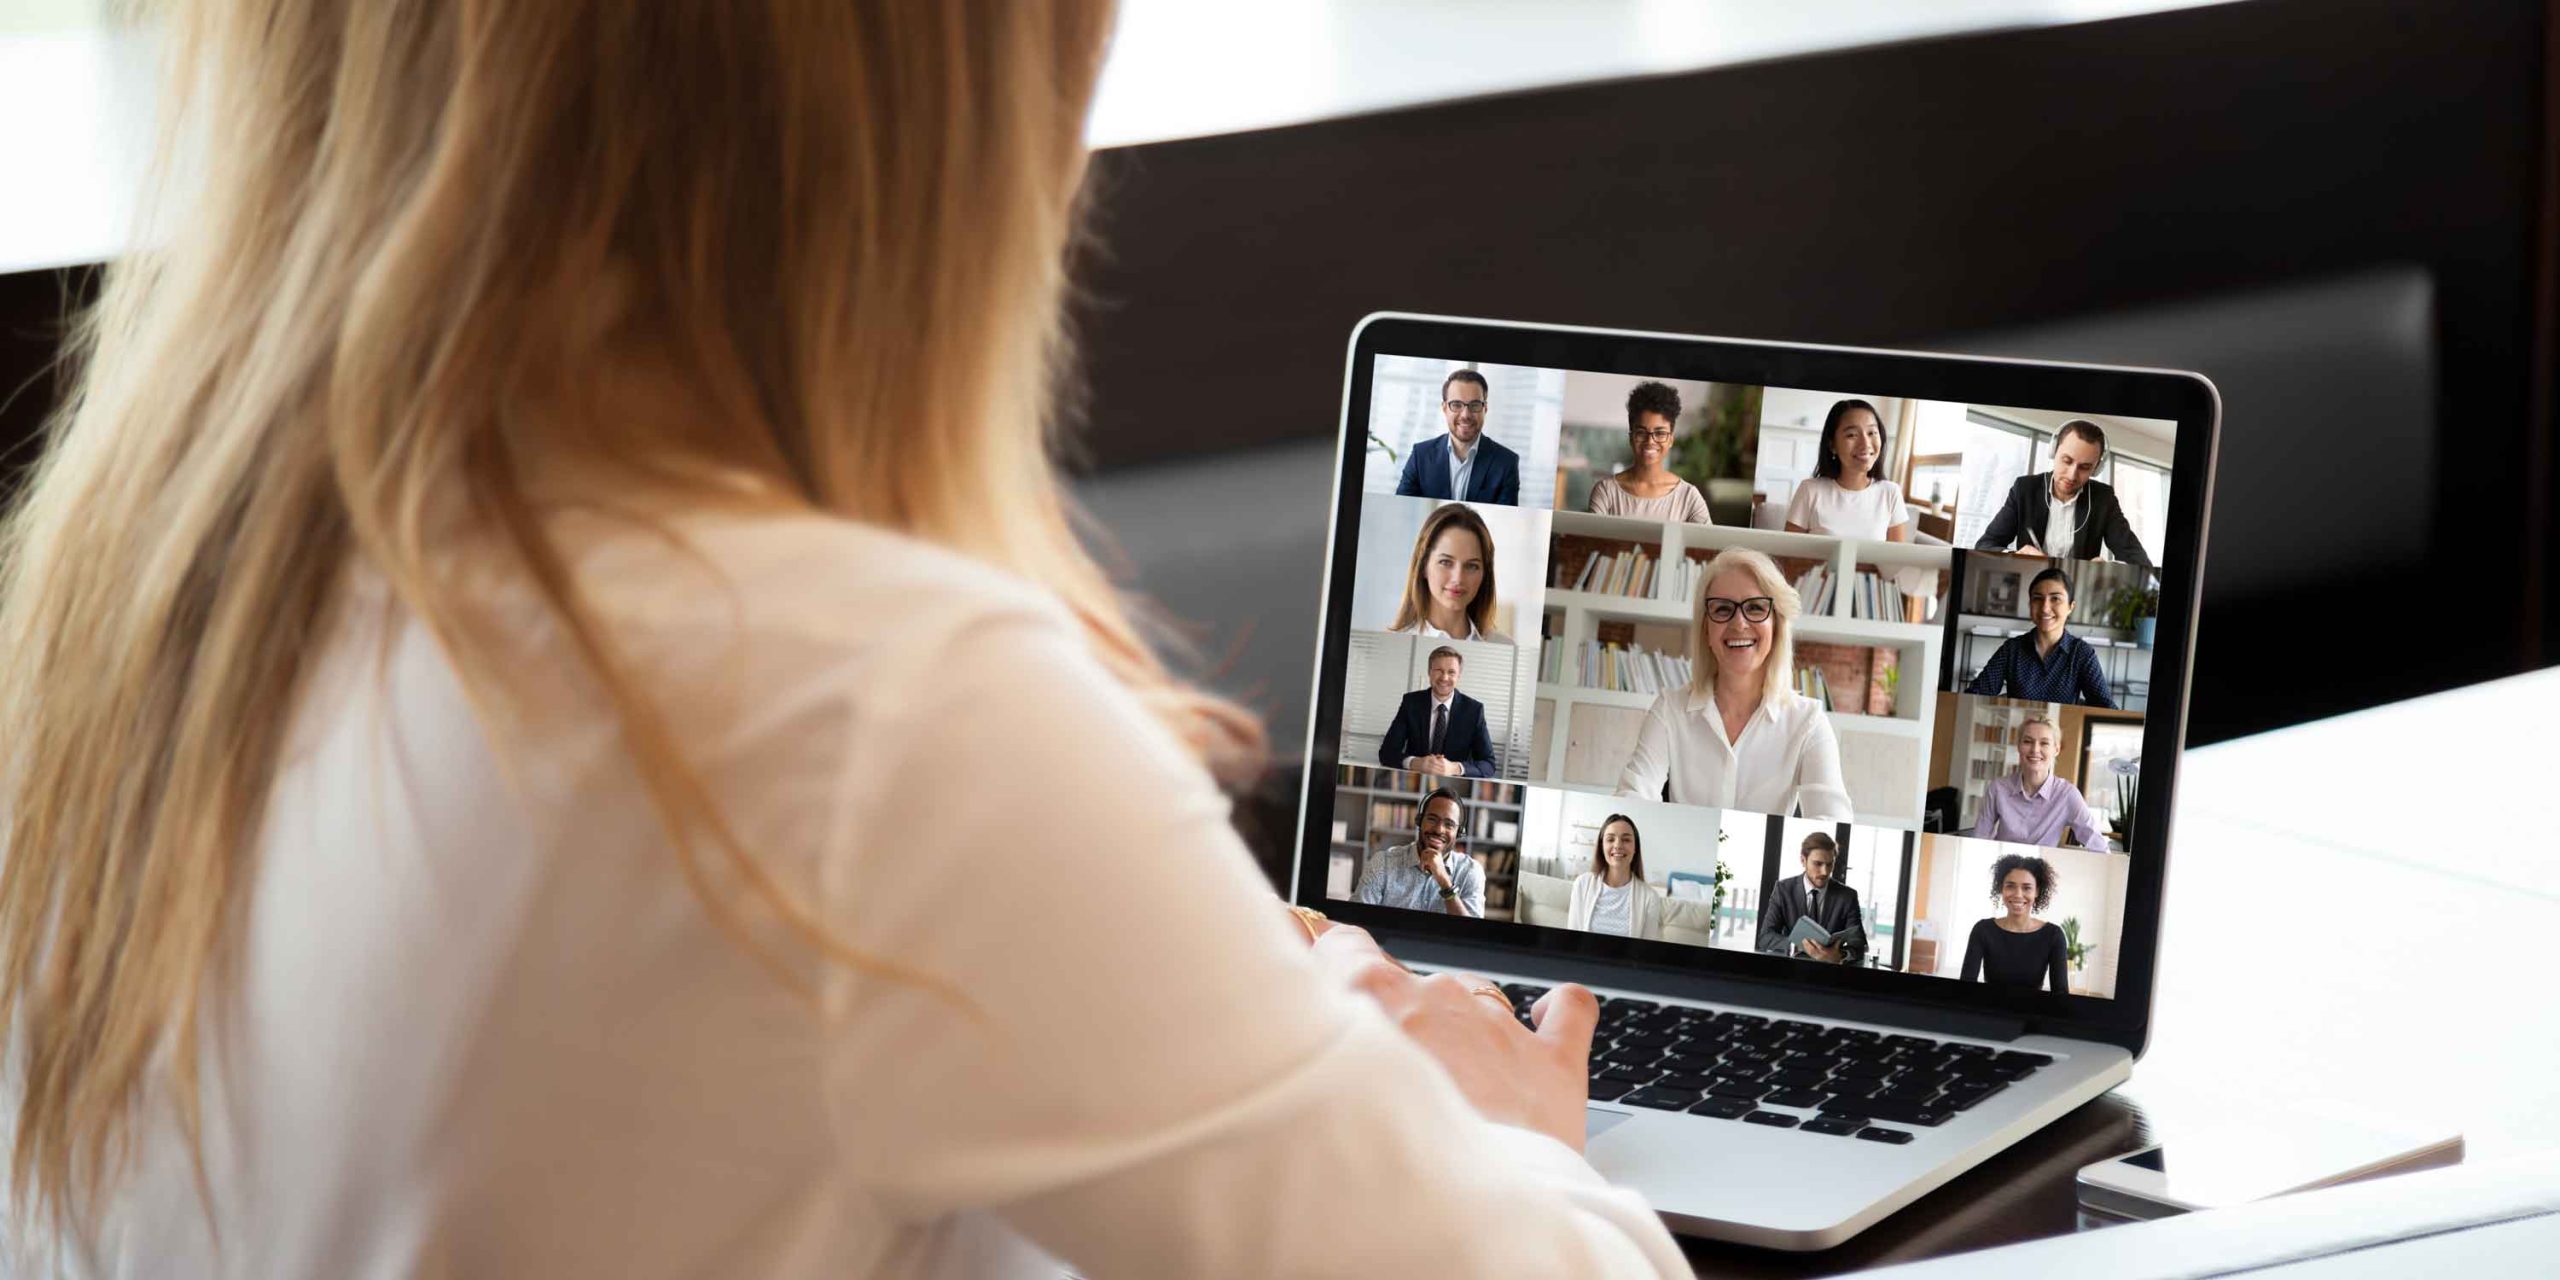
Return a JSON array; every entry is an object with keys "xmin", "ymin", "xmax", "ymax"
[{"xmin": 1290, "ymin": 313, "xmax": 2219, "ymax": 1250}]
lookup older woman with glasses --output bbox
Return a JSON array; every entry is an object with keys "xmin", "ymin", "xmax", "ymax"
[
  {"xmin": 1587, "ymin": 382, "xmax": 1714, "ymax": 523},
  {"xmin": 1615, "ymin": 548, "xmax": 1853, "ymax": 818}
]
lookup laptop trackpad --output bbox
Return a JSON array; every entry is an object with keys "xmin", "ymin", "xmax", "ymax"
[{"xmin": 1586, "ymin": 1107, "xmax": 1634, "ymax": 1143}]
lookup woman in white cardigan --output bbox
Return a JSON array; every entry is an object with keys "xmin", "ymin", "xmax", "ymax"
[{"xmin": 1567, "ymin": 815, "xmax": 1720, "ymax": 942}]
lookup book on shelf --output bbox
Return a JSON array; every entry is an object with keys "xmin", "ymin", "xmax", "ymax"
[
  {"xmin": 1568, "ymin": 640, "xmax": 1693, "ymax": 695},
  {"xmin": 1566, "ymin": 547, "xmax": 1661, "ymax": 599},
  {"xmin": 1794, "ymin": 663, "xmax": 1833, "ymax": 707},
  {"xmin": 1845, "ymin": 569, "xmax": 1940, "ymax": 623},
  {"xmin": 1792, "ymin": 563, "xmax": 1835, "ymax": 615}
]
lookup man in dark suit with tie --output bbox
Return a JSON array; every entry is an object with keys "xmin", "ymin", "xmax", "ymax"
[
  {"xmin": 1394, "ymin": 369, "xmax": 1522, "ymax": 506},
  {"xmin": 1756, "ymin": 831, "xmax": 1866, "ymax": 964},
  {"xmin": 1377, "ymin": 646, "xmax": 1499, "ymax": 778}
]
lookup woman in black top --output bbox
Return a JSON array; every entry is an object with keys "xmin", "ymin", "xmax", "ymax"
[{"xmin": 1959, "ymin": 854, "xmax": 2070, "ymax": 993}]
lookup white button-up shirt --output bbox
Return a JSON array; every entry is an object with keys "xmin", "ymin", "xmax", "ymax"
[
  {"xmin": 1613, "ymin": 683, "xmax": 1854, "ymax": 820},
  {"xmin": 1408, "ymin": 616, "xmax": 1512, "ymax": 645}
]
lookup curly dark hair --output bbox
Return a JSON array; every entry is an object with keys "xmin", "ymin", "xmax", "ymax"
[
  {"xmin": 1625, "ymin": 381, "xmax": 1683, "ymax": 432},
  {"xmin": 1989, "ymin": 854, "xmax": 2056, "ymax": 912}
]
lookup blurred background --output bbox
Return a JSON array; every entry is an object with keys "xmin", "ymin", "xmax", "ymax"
[{"xmin": 4, "ymin": 0, "xmax": 2554, "ymax": 871}]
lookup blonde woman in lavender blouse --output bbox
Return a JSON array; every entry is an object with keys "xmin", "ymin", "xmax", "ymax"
[{"xmin": 1587, "ymin": 381, "xmax": 1715, "ymax": 524}]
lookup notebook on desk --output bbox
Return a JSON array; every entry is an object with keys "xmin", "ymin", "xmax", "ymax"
[{"xmin": 1290, "ymin": 314, "xmax": 2220, "ymax": 1248}]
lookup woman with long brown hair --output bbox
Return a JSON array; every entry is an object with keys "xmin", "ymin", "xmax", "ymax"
[
  {"xmin": 0, "ymin": 2, "xmax": 1682, "ymax": 1274},
  {"xmin": 1387, "ymin": 502, "xmax": 1510, "ymax": 642}
]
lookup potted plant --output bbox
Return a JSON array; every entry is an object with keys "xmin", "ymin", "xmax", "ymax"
[
  {"xmin": 1672, "ymin": 384, "xmax": 1762, "ymax": 525},
  {"xmin": 2060, "ymin": 916, "xmax": 2093, "ymax": 973},
  {"xmin": 2102, "ymin": 582, "xmax": 2160, "ymax": 647}
]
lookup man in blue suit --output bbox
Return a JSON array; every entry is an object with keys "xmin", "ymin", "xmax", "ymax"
[
  {"xmin": 1378, "ymin": 646, "xmax": 1500, "ymax": 777},
  {"xmin": 1394, "ymin": 369, "xmax": 1521, "ymax": 506}
]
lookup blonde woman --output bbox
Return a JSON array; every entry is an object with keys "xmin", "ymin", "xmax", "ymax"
[
  {"xmin": 1565, "ymin": 815, "xmax": 1719, "ymax": 942},
  {"xmin": 0, "ymin": 3, "xmax": 1686, "ymax": 1276},
  {"xmin": 1614, "ymin": 549, "xmax": 1853, "ymax": 818},
  {"xmin": 1387, "ymin": 501, "xmax": 1512, "ymax": 642}
]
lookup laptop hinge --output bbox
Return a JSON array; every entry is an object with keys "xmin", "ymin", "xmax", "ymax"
[{"xmin": 1390, "ymin": 936, "xmax": 2034, "ymax": 1044}]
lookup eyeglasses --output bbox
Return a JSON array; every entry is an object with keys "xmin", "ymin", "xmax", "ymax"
[
  {"xmin": 1702, "ymin": 596, "xmax": 1775, "ymax": 624},
  {"xmin": 1442, "ymin": 399, "xmax": 1488, "ymax": 416},
  {"xmin": 1629, "ymin": 428, "xmax": 1675, "ymax": 443},
  {"xmin": 1418, "ymin": 811, "xmax": 1460, "ymax": 833}
]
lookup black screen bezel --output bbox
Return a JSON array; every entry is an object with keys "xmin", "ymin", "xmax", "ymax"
[{"xmin": 1291, "ymin": 313, "xmax": 2219, "ymax": 1056}]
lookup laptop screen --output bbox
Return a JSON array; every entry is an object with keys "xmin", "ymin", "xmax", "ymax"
[{"xmin": 1302, "ymin": 323, "xmax": 2211, "ymax": 1019}]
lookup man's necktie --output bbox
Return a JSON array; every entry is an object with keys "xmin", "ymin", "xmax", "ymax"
[{"xmin": 1430, "ymin": 703, "xmax": 1447, "ymax": 755}]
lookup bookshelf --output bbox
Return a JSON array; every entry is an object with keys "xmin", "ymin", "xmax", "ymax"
[
  {"xmin": 1531, "ymin": 512, "xmax": 1948, "ymax": 827},
  {"xmin": 1328, "ymin": 765, "xmax": 1525, "ymax": 917}
]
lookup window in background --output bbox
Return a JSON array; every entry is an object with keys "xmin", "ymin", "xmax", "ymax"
[
  {"xmin": 1361, "ymin": 356, "xmax": 1562, "ymax": 509},
  {"xmin": 1954, "ymin": 413, "xmax": 2037, "ymax": 547},
  {"xmin": 2079, "ymin": 719, "xmax": 2143, "ymax": 844},
  {"xmin": 1845, "ymin": 826, "xmax": 1909, "ymax": 970},
  {"xmin": 2106, "ymin": 454, "xmax": 2171, "ymax": 561}
]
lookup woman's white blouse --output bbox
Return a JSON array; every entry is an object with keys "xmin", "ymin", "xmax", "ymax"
[
  {"xmin": 1406, "ymin": 616, "xmax": 1512, "ymax": 645},
  {"xmin": 34, "ymin": 511, "xmax": 1686, "ymax": 1279},
  {"xmin": 1613, "ymin": 684, "xmax": 1854, "ymax": 820}
]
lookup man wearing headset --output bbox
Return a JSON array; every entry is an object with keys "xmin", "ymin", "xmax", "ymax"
[
  {"xmin": 1349, "ymin": 787, "xmax": 1486, "ymax": 918},
  {"xmin": 1972, "ymin": 420, "xmax": 2153, "ymax": 567}
]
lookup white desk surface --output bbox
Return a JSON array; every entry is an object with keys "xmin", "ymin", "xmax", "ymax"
[{"xmin": 2133, "ymin": 664, "xmax": 2560, "ymax": 1161}]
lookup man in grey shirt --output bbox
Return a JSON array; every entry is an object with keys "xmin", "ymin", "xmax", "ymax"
[{"xmin": 1351, "ymin": 787, "xmax": 1485, "ymax": 918}]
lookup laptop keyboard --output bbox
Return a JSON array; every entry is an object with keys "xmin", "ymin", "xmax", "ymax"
[{"xmin": 1501, "ymin": 984, "xmax": 2054, "ymax": 1144}]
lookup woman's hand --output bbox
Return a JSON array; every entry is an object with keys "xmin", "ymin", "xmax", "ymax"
[{"xmin": 1310, "ymin": 925, "xmax": 1599, "ymax": 1153}]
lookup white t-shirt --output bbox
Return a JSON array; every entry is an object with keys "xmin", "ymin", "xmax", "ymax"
[
  {"xmin": 25, "ymin": 510, "xmax": 1687, "ymax": 1279},
  {"xmin": 1784, "ymin": 476, "xmax": 1907, "ymax": 541},
  {"xmin": 1590, "ymin": 881, "xmax": 1637, "ymax": 937}
]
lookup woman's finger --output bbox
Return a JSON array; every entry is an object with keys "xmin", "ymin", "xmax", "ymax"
[{"xmin": 1528, "ymin": 984, "xmax": 1598, "ymax": 1057}]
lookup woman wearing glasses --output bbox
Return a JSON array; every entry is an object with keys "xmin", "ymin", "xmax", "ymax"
[
  {"xmin": 1389, "ymin": 502, "xmax": 1512, "ymax": 642},
  {"xmin": 1587, "ymin": 382, "xmax": 1715, "ymax": 523},
  {"xmin": 1784, "ymin": 399, "xmax": 1912, "ymax": 542},
  {"xmin": 1614, "ymin": 549, "xmax": 1854, "ymax": 818}
]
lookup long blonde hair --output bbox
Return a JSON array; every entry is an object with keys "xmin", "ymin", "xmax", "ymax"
[
  {"xmin": 0, "ymin": 0, "xmax": 1257, "ymax": 1234},
  {"xmin": 1685, "ymin": 547, "xmax": 1801, "ymax": 705}
]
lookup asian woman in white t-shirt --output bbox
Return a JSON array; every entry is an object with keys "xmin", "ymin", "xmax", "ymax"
[{"xmin": 1784, "ymin": 398, "xmax": 1913, "ymax": 542}]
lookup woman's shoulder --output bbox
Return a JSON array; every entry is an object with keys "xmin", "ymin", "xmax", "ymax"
[
  {"xmin": 566, "ymin": 508, "xmax": 1078, "ymax": 664},
  {"xmin": 1772, "ymin": 688, "xmax": 1832, "ymax": 725}
]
